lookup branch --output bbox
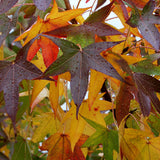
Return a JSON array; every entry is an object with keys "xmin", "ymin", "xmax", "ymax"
[{"xmin": 63, "ymin": 0, "xmax": 77, "ymax": 24}]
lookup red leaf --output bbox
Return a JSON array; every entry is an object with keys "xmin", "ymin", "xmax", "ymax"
[
  {"xmin": 38, "ymin": 37, "xmax": 59, "ymax": 67},
  {"xmin": 27, "ymin": 39, "xmax": 40, "ymax": 61}
]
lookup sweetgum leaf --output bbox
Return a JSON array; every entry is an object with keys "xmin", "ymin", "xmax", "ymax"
[
  {"xmin": 84, "ymin": 0, "xmax": 114, "ymax": 23},
  {"xmin": 41, "ymin": 34, "xmax": 124, "ymax": 116},
  {"xmin": 137, "ymin": 90, "xmax": 151, "ymax": 116},
  {"xmin": 0, "ymin": 14, "xmax": 16, "ymax": 46},
  {"xmin": 0, "ymin": 0, "xmax": 18, "ymax": 14},
  {"xmin": 127, "ymin": 0, "xmax": 160, "ymax": 51},
  {"xmin": 46, "ymin": 22, "xmax": 123, "ymax": 38},
  {"xmin": 133, "ymin": 72, "xmax": 160, "ymax": 114},
  {"xmin": 115, "ymin": 76, "xmax": 134, "ymax": 125},
  {"xmin": 82, "ymin": 116, "xmax": 119, "ymax": 160},
  {"xmin": 11, "ymin": 136, "xmax": 32, "ymax": 160},
  {"xmin": 131, "ymin": 53, "xmax": 160, "ymax": 75},
  {"xmin": 0, "ymin": 40, "xmax": 43, "ymax": 128},
  {"xmin": 33, "ymin": 0, "xmax": 51, "ymax": 11}
]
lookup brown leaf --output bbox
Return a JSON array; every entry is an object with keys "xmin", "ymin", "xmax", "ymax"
[{"xmin": 115, "ymin": 76, "xmax": 134, "ymax": 125}]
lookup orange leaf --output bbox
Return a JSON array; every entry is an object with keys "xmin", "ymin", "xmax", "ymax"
[
  {"xmin": 38, "ymin": 37, "xmax": 59, "ymax": 67},
  {"xmin": 27, "ymin": 39, "xmax": 40, "ymax": 61},
  {"xmin": 40, "ymin": 133, "xmax": 73, "ymax": 160},
  {"xmin": 14, "ymin": 0, "xmax": 89, "ymax": 45},
  {"xmin": 72, "ymin": 134, "xmax": 88, "ymax": 160},
  {"xmin": 40, "ymin": 133, "xmax": 88, "ymax": 160}
]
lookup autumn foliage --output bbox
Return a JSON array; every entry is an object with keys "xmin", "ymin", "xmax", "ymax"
[{"xmin": 0, "ymin": 0, "xmax": 160, "ymax": 159}]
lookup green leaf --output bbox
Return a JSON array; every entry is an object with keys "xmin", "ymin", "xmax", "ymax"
[
  {"xmin": 82, "ymin": 116, "xmax": 119, "ymax": 160},
  {"xmin": 131, "ymin": 53, "xmax": 160, "ymax": 75},
  {"xmin": 16, "ymin": 95, "xmax": 30, "ymax": 122},
  {"xmin": 148, "ymin": 114, "xmax": 160, "ymax": 136},
  {"xmin": 11, "ymin": 136, "xmax": 32, "ymax": 160},
  {"xmin": 32, "ymin": 112, "xmax": 61, "ymax": 143}
]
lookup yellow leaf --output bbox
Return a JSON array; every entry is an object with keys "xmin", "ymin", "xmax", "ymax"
[
  {"xmin": 31, "ymin": 51, "xmax": 47, "ymax": 71},
  {"xmin": 15, "ymin": 16, "xmax": 43, "ymax": 45},
  {"xmin": 0, "ymin": 45, "xmax": 3, "ymax": 60},
  {"xmin": 62, "ymin": 94, "xmax": 113, "ymax": 150},
  {"xmin": 61, "ymin": 101, "xmax": 86, "ymax": 151},
  {"xmin": 14, "ymin": 0, "xmax": 89, "ymax": 46},
  {"xmin": 32, "ymin": 112, "xmax": 61, "ymax": 143},
  {"xmin": 119, "ymin": 115, "xmax": 160, "ymax": 160},
  {"xmin": 88, "ymin": 69, "xmax": 106, "ymax": 109},
  {"xmin": 49, "ymin": 80, "xmax": 59, "ymax": 114},
  {"xmin": 102, "ymin": 51, "xmax": 124, "ymax": 77},
  {"xmin": 0, "ymin": 145, "xmax": 9, "ymax": 158},
  {"xmin": 121, "ymin": 55, "xmax": 146, "ymax": 64},
  {"xmin": 112, "ymin": 3, "xmax": 142, "ymax": 38},
  {"xmin": 30, "ymin": 80, "xmax": 49, "ymax": 111}
]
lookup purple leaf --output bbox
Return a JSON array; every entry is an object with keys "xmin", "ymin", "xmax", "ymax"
[
  {"xmin": 33, "ymin": 0, "xmax": 51, "ymax": 11},
  {"xmin": 134, "ymin": 72, "xmax": 160, "ymax": 115},
  {"xmin": 0, "ymin": 41, "xmax": 43, "ymax": 128},
  {"xmin": 46, "ymin": 22, "xmax": 123, "ymax": 38},
  {"xmin": 0, "ymin": 0, "xmax": 18, "ymax": 14},
  {"xmin": 42, "ymin": 34, "xmax": 124, "ymax": 116},
  {"xmin": 127, "ymin": 0, "xmax": 160, "ymax": 51},
  {"xmin": 0, "ymin": 14, "xmax": 16, "ymax": 46},
  {"xmin": 134, "ymin": 72, "xmax": 160, "ymax": 92},
  {"xmin": 137, "ymin": 90, "xmax": 151, "ymax": 116}
]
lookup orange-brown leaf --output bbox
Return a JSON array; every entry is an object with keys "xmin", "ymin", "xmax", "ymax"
[
  {"xmin": 40, "ymin": 133, "xmax": 72, "ymax": 160},
  {"xmin": 72, "ymin": 135, "xmax": 88, "ymax": 160},
  {"xmin": 115, "ymin": 76, "xmax": 135, "ymax": 125}
]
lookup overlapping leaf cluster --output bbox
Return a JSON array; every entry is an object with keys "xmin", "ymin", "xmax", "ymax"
[{"xmin": 0, "ymin": 0, "xmax": 160, "ymax": 159}]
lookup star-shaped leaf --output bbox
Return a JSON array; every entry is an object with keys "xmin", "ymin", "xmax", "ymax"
[
  {"xmin": 0, "ymin": 40, "xmax": 43, "ymax": 128},
  {"xmin": 116, "ymin": 57, "xmax": 160, "ymax": 116},
  {"xmin": 41, "ymin": 34, "xmax": 124, "ymax": 115},
  {"xmin": 82, "ymin": 116, "xmax": 119, "ymax": 160},
  {"xmin": 14, "ymin": 0, "xmax": 89, "ymax": 68},
  {"xmin": 127, "ymin": 0, "xmax": 160, "ymax": 51},
  {"xmin": 40, "ymin": 133, "xmax": 88, "ymax": 160}
]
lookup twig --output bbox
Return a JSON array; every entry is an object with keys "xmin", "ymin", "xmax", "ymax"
[
  {"xmin": 63, "ymin": 0, "xmax": 77, "ymax": 24},
  {"xmin": 64, "ymin": 0, "xmax": 72, "ymax": 10},
  {"xmin": 77, "ymin": 0, "xmax": 82, "ymax": 9}
]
